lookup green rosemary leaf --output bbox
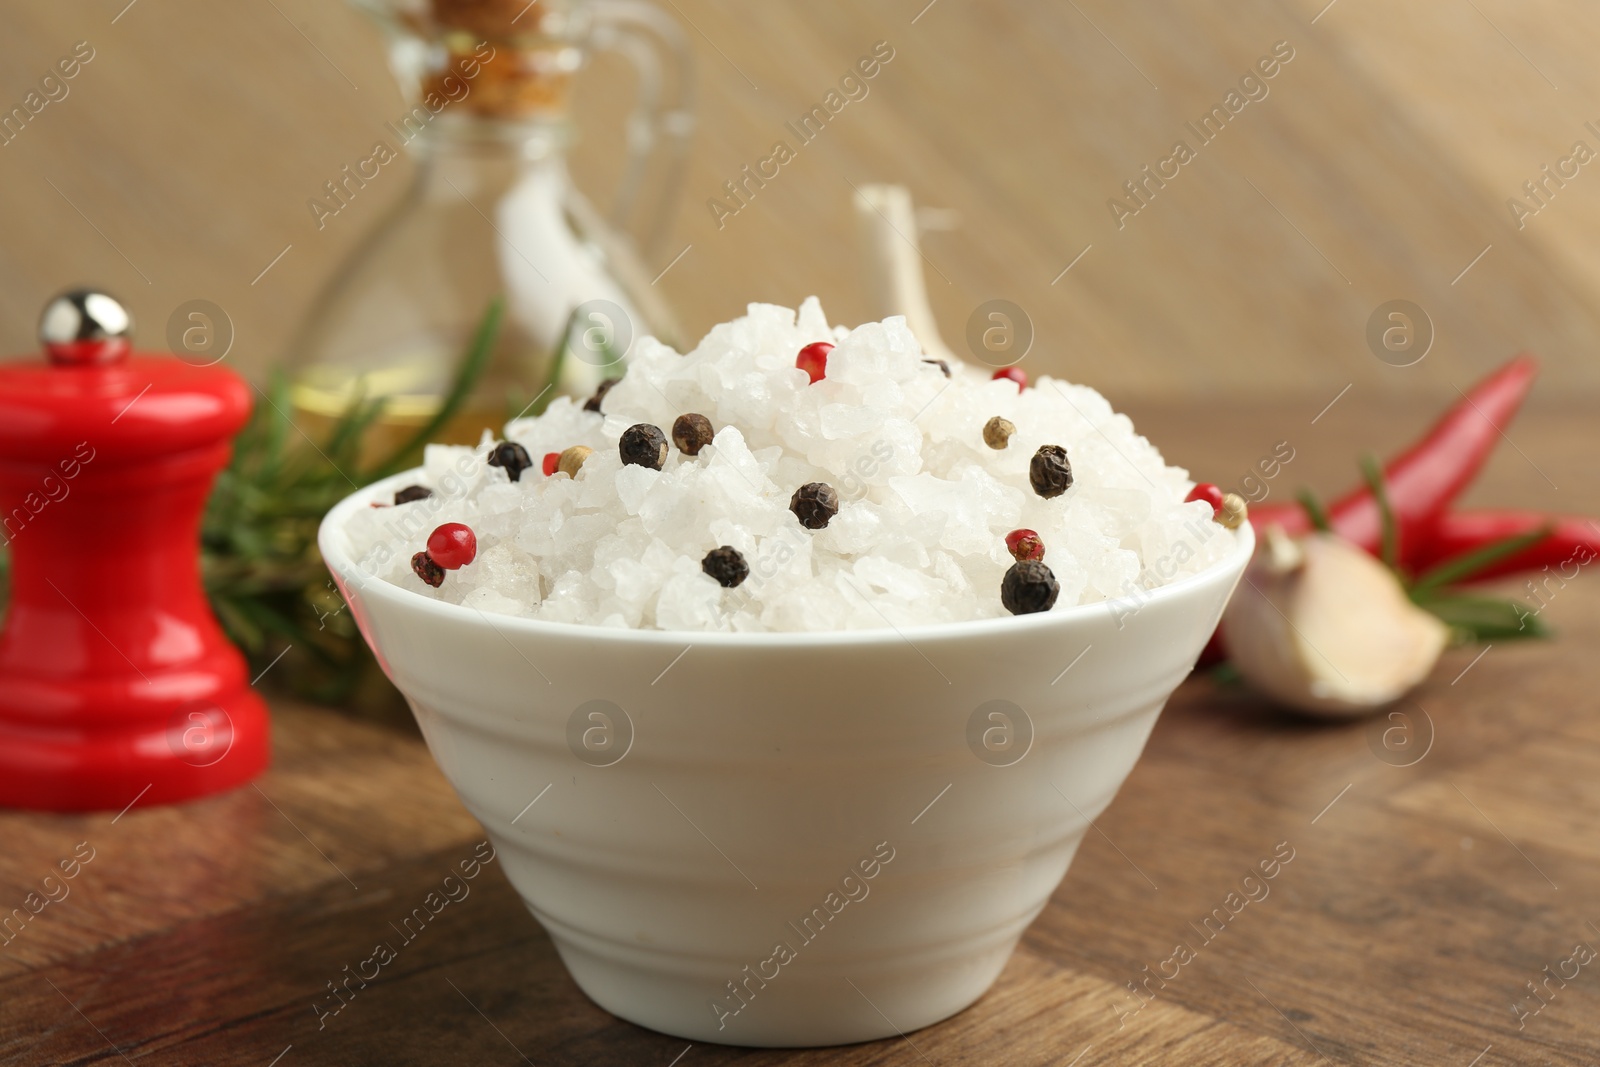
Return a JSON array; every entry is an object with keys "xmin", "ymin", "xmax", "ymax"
[
  {"xmin": 1209, "ymin": 661, "xmax": 1242, "ymax": 685},
  {"xmin": 210, "ymin": 593, "xmax": 265, "ymax": 652},
  {"xmin": 1410, "ymin": 525, "xmax": 1554, "ymax": 596},
  {"xmin": 217, "ymin": 586, "xmax": 302, "ymax": 640},
  {"xmin": 259, "ymin": 369, "xmax": 294, "ymax": 484},
  {"xmin": 326, "ymin": 395, "xmax": 389, "ymax": 472},
  {"xmin": 1360, "ymin": 455, "xmax": 1399, "ymax": 572},
  {"xmin": 1296, "ymin": 487, "xmax": 1332, "ymax": 534},
  {"xmin": 535, "ymin": 304, "xmax": 586, "ymax": 417},
  {"xmin": 594, "ymin": 307, "xmax": 626, "ymax": 380},
  {"xmin": 369, "ymin": 297, "xmax": 504, "ymax": 479},
  {"xmin": 187, "ymin": 296, "xmax": 517, "ymax": 714},
  {"xmin": 1414, "ymin": 592, "xmax": 1548, "ymax": 641},
  {"xmin": 506, "ymin": 387, "xmax": 527, "ymax": 426}
]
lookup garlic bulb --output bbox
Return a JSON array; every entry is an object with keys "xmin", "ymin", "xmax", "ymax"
[{"xmin": 1223, "ymin": 527, "xmax": 1449, "ymax": 718}]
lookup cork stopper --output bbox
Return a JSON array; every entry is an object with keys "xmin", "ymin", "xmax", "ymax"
[
  {"xmin": 419, "ymin": 0, "xmax": 580, "ymax": 118},
  {"xmin": 429, "ymin": 0, "xmax": 549, "ymax": 39}
]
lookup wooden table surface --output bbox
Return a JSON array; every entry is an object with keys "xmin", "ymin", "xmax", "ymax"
[{"xmin": 2, "ymin": 401, "xmax": 1598, "ymax": 1066}]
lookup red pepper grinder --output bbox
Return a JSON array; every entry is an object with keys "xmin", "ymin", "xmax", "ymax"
[{"xmin": 0, "ymin": 289, "xmax": 269, "ymax": 811}]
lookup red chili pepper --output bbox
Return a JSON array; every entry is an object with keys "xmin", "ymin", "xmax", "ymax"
[
  {"xmin": 1245, "ymin": 500, "xmax": 1305, "ymax": 533},
  {"xmin": 1196, "ymin": 629, "xmax": 1229, "ymax": 669},
  {"xmin": 1414, "ymin": 510, "xmax": 1600, "ymax": 582},
  {"xmin": 1248, "ymin": 354, "xmax": 1540, "ymax": 567}
]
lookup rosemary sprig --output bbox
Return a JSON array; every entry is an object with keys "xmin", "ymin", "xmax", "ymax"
[
  {"xmin": 503, "ymin": 302, "xmax": 621, "ymax": 424},
  {"xmin": 1410, "ymin": 524, "xmax": 1554, "ymax": 596},
  {"xmin": 0, "ymin": 298, "xmax": 581, "ymax": 713},
  {"xmin": 1407, "ymin": 592, "xmax": 1549, "ymax": 640},
  {"xmin": 1359, "ymin": 454, "xmax": 1399, "ymax": 572},
  {"xmin": 198, "ymin": 297, "xmax": 509, "ymax": 711},
  {"xmin": 1290, "ymin": 460, "xmax": 1554, "ymax": 644},
  {"xmin": 1295, "ymin": 487, "xmax": 1332, "ymax": 534},
  {"xmin": 368, "ymin": 298, "xmax": 503, "ymax": 481}
]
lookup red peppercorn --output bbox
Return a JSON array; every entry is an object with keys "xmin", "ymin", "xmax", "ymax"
[
  {"xmin": 411, "ymin": 551, "xmax": 445, "ymax": 588},
  {"xmin": 992, "ymin": 366, "xmax": 1027, "ymax": 390},
  {"xmin": 796, "ymin": 342, "xmax": 834, "ymax": 384},
  {"xmin": 1185, "ymin": 482, "xmax": 1225, "ymax": 518},
  {"xmin": 1005, "ymin": 528, "xmax": 1044, "ymax": 562},
  {"xmin": 426, "ymin": 523, "xmax": 477, "ymax": 570},
  {"xmin": 542, "ymin": 451, "xmax": 561, "ymax": 477}
]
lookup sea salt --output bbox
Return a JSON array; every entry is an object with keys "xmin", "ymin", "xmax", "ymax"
[{"xmin": 349, "ymin": 299, "xmax": 1232, "ymax": 631}]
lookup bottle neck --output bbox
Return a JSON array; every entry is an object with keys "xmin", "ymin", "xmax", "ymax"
[{"xmin": 405, "ymin": 115, "xmax": 572, "ymax": 192}]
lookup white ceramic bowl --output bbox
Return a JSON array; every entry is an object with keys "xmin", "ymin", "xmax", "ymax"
[{"xmin": 320, "ymin": 470, "xmax": 1253, "ymax": 1047}]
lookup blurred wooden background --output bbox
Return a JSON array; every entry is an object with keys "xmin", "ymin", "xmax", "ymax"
[{"xmin": 1, "ymin": 0, "xmax": 1597, "ymax": 402}]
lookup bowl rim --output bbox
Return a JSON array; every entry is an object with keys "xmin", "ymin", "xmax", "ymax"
[{"xmin": 319, "ymin": 466, "xmax": 1255, "ymax": 649}]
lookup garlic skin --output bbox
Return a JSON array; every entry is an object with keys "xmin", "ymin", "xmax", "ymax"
[{"xmin": 1223, "ymin": 528, "xmax": 1449, "ymax": 718}]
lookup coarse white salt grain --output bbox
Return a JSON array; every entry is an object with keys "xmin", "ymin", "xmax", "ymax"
[{"xmin": 349, "ymin": 298, "xmax": 1231, "ymax": 631}]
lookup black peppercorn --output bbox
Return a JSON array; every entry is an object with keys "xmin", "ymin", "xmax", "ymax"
[
  {"xmin": 790, "ymin": 482, "xmax": 840, "ymax": 529},
  {"xmin": 411, "ymin": 551, "xmax": 445, "ymax": 588},
  {"xmin": 487, "ymin": 440, "xmax": 534, "ymax": 482},
  {"xmin": 672, "ymin": 413, "xmax": 715, "ymax": 456},
  {"xmin": 1001, "ymin": 560, "xmax": 1059, "ymax": 615},
  {"xmin": 585, "ymin": 377, "xmax": 618, "ymax": 413},
  {"xmin": 393, "ymin": 485, "xmax": 433, "ymax": 505},
  {"xmin": 1029, "ymin": 444, "xmax": 1073, "ymax": 499},
  {"xmin": 923, "ymin": 358, "xmax": 951, "ymax": 378},
  {"xmin": 619, "ymin": 423, "xmax": 669, "ymax": 470},
  {"xmin": 701, "ymin": 545, "xmax": 749, "ymax": 588}
]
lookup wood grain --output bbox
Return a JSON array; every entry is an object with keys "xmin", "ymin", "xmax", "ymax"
[
  {"xmin": 2, "ymin": 1, "xmax": 1600, "ymax": 402},
  {"xmin": 1, "ymin": 404, "xmax": 1597, "ymax": 1065}
]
